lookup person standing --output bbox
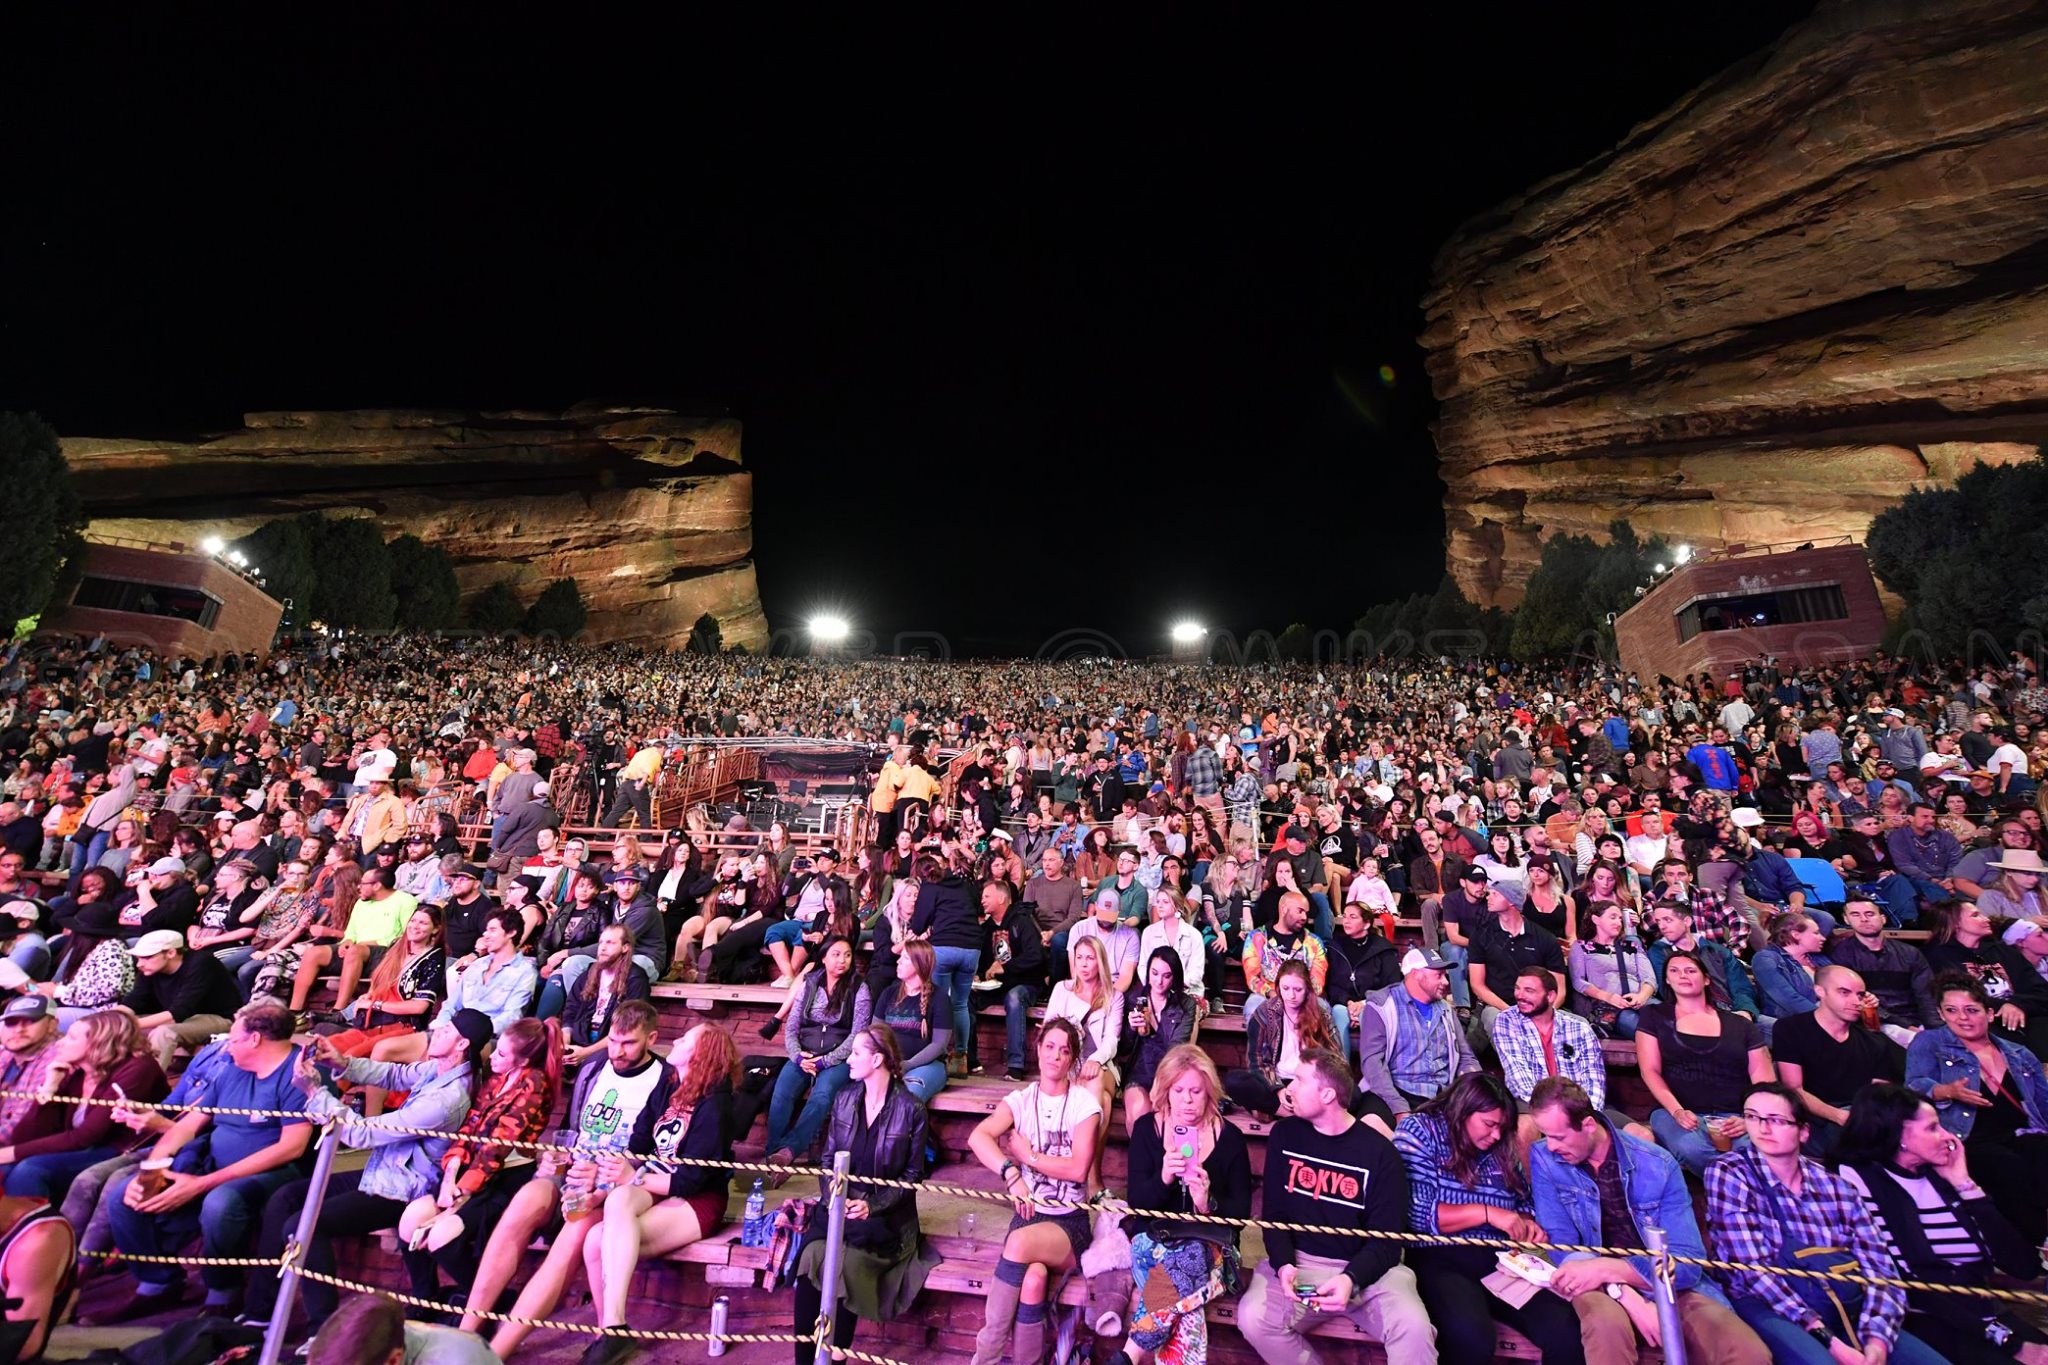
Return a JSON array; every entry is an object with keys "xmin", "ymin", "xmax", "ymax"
[{"xmin": 1235, "ymin": 1048, "xmax": 1435, "ymax": 1365}]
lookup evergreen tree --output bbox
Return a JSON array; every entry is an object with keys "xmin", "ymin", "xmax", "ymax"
[
  {"xmin": 466, "ymin": 580, "xmax": 526, "ymax": 633},
  {"xmin": 523, "ymin": 578, "xmax": 588, "ymax": 639},
  {"xmin": 386, "ymin": 535, "xmax": 462, "ymax": 630},
  {"xmin": 0, "ymin": 413, "xmax": 85, "ymax": 631}
]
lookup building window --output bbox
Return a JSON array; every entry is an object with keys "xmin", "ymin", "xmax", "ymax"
[
  {"xmin": 72, "ymin": 576, "xmax": 221, "ymax": 629},
  {"xmin": 1676, "ymin": 583, "xmax": 1847, "ymax": 642}
]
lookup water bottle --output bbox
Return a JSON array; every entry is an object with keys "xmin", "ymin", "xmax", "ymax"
[{"xmin": 742, "ymin": 1178, "xmax": 766, "ymax": 1247}]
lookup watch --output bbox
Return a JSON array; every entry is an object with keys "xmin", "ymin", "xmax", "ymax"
[{"xmin": 1806, "ymin": 1324, "xmax": 1834, "ymax": 1349}]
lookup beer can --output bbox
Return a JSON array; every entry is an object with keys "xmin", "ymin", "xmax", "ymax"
[{"xmin": 708, "ymin": 1296, "xmax": 729, "ymax": 1357}]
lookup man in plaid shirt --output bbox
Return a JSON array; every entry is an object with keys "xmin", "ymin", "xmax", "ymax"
[{"xmin": 1705, "ymin": 1082, "xmax": 1932, "ymax": 1365}]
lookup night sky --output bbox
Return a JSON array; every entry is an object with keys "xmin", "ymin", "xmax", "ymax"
[{"xmin": 3, "ymin": 7, "xmax": 1806, "ymax": 657}]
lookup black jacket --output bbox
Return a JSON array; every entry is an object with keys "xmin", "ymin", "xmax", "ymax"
[
  {"xmin": 909, "ymin": 875, "xmax": 979, "ymax": 951},
  {"xmin": 825, "ymin": 1080, "xmax": 929, "ymax": 1234},
  {"xmin": 980, "ymin": 904, "xmax": 1046, "ymax": 991},
  {"xmin": 1325, "ymin": 930, "xmax": 1403, "ymax": 1011},
  {"xmin": 560, "ymin": 963, "xmax": 653, "ymax": 1046}
]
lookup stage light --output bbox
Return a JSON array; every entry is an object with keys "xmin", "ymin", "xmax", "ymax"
[
  {"xmin": 1652, "ymin": 563, "xmax": 1666, "ymax": 575},
  {"xmin": 1170, "ymin": 622, "xmax": 1206, "ymax": 644},
  {"xmin": 200, "ymin": 536, "xmax": 225, "ymax": 555},
  {"xmin": 1675, "ymin": 544, "xmax": 1694, "ymax": 565},
  {"xmin": 809, "ymin": 615, "xmax": 850, "ymax": 643},
  {"xmin": 229, "ymin": 551, "xmax": 247, "ymax": 567}
]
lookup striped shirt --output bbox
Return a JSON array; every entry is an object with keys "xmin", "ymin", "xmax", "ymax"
[{"xmin": 1838, "ymin": 1164, "xmax": 1985, "ymax": 1270}]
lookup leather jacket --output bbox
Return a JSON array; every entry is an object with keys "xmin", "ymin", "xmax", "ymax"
[{"xmin": 825, "ymin": 1080, "xmax": 929, "ymax": 1233}]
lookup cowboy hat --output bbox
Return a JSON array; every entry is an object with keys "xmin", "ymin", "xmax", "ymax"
[{"xmin": 1988, "ymin": 849, "xmax": 2048, "ymax": 875}]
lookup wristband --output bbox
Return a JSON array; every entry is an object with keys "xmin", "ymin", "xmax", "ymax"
[
  {"xmin": 999, "ymin": 1160, "xmax": 1019, "ymax": 1182},
  {"xmin": 1805, "ymin": 1324, "xmax": 1833, "ymax": 1349}
]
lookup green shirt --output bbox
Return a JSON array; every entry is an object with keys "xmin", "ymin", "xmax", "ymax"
[{"xmin": 343, "ymin": 889, "xmax": 418, "ymax": 946}]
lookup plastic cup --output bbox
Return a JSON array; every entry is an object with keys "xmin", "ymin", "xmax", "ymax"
[{"xmin": 136, "ymin": 1158, "xmax": 174, "ymax": 1199}]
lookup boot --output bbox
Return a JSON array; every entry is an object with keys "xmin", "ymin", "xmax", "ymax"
[
  {"xmin": 971, "ymin": 1273, "xmax": 1023, "ymax": 1365},
  {"xmin": 1013, "ymin": 1305, "xmax": 1048, "ymax": 1365}
]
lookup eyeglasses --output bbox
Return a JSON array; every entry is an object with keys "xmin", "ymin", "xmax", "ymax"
[{"xmin": 1741, "ymin": 1110, "xmax": 1799, "ymax": 1131}]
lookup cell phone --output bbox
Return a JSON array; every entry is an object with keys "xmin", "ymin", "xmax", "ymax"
[{"xmin": 1294, "ymin": 1281, "xmax": 1322, "ymax": 1302}]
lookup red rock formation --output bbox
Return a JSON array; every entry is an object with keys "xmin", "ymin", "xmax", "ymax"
[
  {"xmin": 1423, "ymin": 0, "xmax": 2048, "ymax": 607},
  {"xmin": 62, "ymin": 405, "xmax": 769, "ymax": 649}
]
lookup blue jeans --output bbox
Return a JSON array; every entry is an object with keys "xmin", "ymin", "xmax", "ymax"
[
  {"xmin": 1866, "ymin": 874, "xmax": 1922, "ymax": 927},
  {"xmin": 764, "ymin": 921, "xmax": 806, "ymax": 949},
  {"xmin": 1650, "ymin": 1108, "xmax": 1747, "ymax": 1177},
  {"xmin": 1307, "ymin": 892, "xmax": 1333, "ymax": 942},
  {"xmin": 213, "ymin": 945, "xmax": 259, "ymax": 981},
  {"xmin": 1731, "ymin": 1296, "xmax": 1946, "ymax": 1365},
  {"xmin": 106, "ymin": 1164, "xmax": 300, "ymax": 1292},
  {"xmin": 3, "ymin": 1145, "xmax": 116, "ymax": 1202},
  {"xmin": 765, "ymin": 1059, "xmax": 852, "ymax": 1160},
  {"xmin": 903, "ymin": 1060, "xmax": 948, "ymax": 1103},
  {"xmin": 933, "ymin": 946, "xmax": 980, "ymax": 1060},
  {"xmin": 1330, "ymin": 1004, "xmax": 1351, "ymax": 1064},
  {"xmin": 66, "ymin": 829, "xmax": 113, "ymax": 893},
  {"xmin": 6, "ymin": 934, "xmax": 48, "ymax": 982},
  {"xmin": 1439, "ymin": 941, "xmax": 1471, "ymax": 1008},
  {"xmin": 996, "ymin": 983, "xmax": 1038, "ymax": 1072}
]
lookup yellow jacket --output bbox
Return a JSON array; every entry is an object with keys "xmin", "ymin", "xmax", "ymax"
[{"xmin": 346, "ymin": 790, "xmax": 409, "ymax": 856}]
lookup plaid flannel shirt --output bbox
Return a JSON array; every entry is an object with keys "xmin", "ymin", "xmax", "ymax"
[
  {"xmin": 1680, "ymin": 886, "xmax": 1747, "ymax": 947},
  {"xmin": 1704, "ymin": 1145, "xmax": 1907, "ymax": 1348},
  {"xmin": 1490, "ymin": 1007, "xmax": 1606, "ymax": 1111}
]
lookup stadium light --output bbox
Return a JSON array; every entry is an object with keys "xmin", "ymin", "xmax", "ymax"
[
  {"xmin": 229, "ymin": 550, "xmax": 247, "ymax": 567},
  {"xmin": 1675, "ymin": 544, "xmax": 1694, "ymax": 565},
  {"xmin": 200, "ymin": 536, "xmax": 225, "ymax": 555},
  {"xmin": 809, "ymin": 614, "xmax": 850, "ymax": 643},
  {"xmin": 1170, "ymin": 622, "xmax": 1206, "ymax": 644}
]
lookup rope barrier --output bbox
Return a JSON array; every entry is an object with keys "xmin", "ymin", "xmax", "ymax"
[{"xmin": 25, "ymin": 1084, "xmax": 2048, "ymax": 1306}]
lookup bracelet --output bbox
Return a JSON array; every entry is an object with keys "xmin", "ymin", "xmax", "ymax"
[{"xmin": 999, "ymin": 1160, "xmax": 1019, "ymax": 1182}]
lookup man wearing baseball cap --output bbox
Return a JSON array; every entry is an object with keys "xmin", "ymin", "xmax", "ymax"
[
  {"xmin": 123, "ymin": 930, "xmax": 244, "ymax": 1072},
  {"xmin": 1356, "ymin": 946, "xmax": 1478, "ymax": 1125},
  {"xmin": 0, "ymin": 996, "xmax": 58, "ymax": 1146}
]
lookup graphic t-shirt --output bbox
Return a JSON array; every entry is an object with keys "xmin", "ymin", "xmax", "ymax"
[
  {"xmin": 1004, "ymin": 1082, "xmax": 1103, "ymax": 1213},
  {"xmin": 578, "ymin": 1056, "xmax": 665, "ymax": 1149}
]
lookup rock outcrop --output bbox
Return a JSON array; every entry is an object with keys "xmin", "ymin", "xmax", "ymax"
[
  {"xmin": 63, "ymin": 405, "xmax": 769, "ymax": 649},
  {"xmin": 1423, "ymin": 0, "xmax": 2048, "ymax": 607}
]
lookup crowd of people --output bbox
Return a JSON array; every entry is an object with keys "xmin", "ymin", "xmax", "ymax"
[{"xmin": 5, "ymin": 627, "xmax": 2048, "ymax": 1364}]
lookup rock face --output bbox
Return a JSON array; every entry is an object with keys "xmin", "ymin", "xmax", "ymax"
[
  {"xmin": 63, "ymin": 405, "xmax": 770, "ymax": 649},
  {"xmin": 1422, "ymin": 0, "xmax": 2048, "ymax": 608}
]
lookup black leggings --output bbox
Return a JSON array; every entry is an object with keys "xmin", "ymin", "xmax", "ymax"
[
  {"xmin": 247, "ymin": 1171, "xmax": 409, "ymax": 1330},
  {"xmin": 792, "ymin": 1274, "xmax": 859, "ymax": 1365},
  {"xmin": 1411, "ymin": 1245, "xmax": 1586, "ymax": 1365},
  {"xmin": 400, "ymin": 1163, "xmax": 539, "ymax": 1303},
  {"xmin": 711, "ymin": 917, "xmax": 775, "ymax": 981}
]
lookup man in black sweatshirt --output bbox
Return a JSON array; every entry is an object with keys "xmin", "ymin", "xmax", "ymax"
[{"xmin": 1237, "ymin": 1049, "xmax": 1437, "ymax": 1365}]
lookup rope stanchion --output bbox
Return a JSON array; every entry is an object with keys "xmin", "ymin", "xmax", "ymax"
[
  {"xmin": 815, "ymin": 1150, "xmax": 853, "ymax": 1365},
  {"xmin": 1643, "ymin": 1224, "xmax": 1688, "ymax": 1365},
  {"xmin": 26, "ymin": 1082, "xmax": 2048, "ymax": 1313}
]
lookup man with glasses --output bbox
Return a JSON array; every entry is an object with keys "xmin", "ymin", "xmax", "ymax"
[{"xmin": 1953, "ymin": 819, "xmax": 2037, "ymax": 902}]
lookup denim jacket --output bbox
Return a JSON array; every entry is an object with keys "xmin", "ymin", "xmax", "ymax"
[
  {"xmin": 1904, "ymin": 1026, "xmax": 2048, "ymax": 1139},
  {"xmin": 304, "ymin": 1058, "xmax": 475, "ymax": 1201},
  {"xmin": 1529, "ymin": 1115, "xmax": 1725, "ymax": 1301}
]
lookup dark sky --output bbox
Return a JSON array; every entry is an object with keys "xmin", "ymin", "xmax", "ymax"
[{"xmin": 3, "ymin": 7, "xmax": 1806, "ymax": 657}]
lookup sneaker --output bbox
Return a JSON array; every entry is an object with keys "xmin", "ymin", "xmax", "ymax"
[
  {"xmin": 579, "ymin": 1333, "xmax": 641, "ymax": 1365},
  {"xmin": 1006, "ymin": 1067, "xmax": 1026, "ymax": 1082}
]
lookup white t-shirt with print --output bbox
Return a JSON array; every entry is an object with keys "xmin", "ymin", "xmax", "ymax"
[{"xmin": 1003, "ymin": 1082, "xmax": 1103, "ymax": 1213}]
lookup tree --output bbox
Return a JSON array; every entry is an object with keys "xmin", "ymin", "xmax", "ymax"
[
  {"xmin": 386, "ymin": 535, "xmax": 462, "ymax": 630},
  {"xmin": 688, "ymin": 612, "xmax": 723, "ymax": 655},
  {"xmin": 1867, "ymin": 456, "xmax": 2048, "ymax": 655},
  {"xmin": 303, "ymin": 516, "xmax": 397, "ymax": 630},
  {"xmin": 523, "ymin": 578, "xmax": 588, "ymax": 639},
  {"xmin": 0, "ymin": 413, "xmax": 85, "ymax": 631},
  {"xmin": 1275, "ymin": 622, "xmax": 1312, "ymax": 662},
  {"xmin": 231, "ymin": 518, "xmax": 318, "ymax": 619},
  {"xmin": 1509, "ymin": 519, "xmax": 1668, "ymax": 661},
  {"xmin": 466, "ymin": 580, "xmax": 526, "ymax": 633}
]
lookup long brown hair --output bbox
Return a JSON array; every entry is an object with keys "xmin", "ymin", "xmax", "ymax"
[
  {"xmin": 1417, "ymin": 1072, "xmax": 1527, "ymax": 1195},
  {"xmin": 900, "ymin": 940, "xmax": 937, "ymax": 1039},
  {"xmin": 367, "ymin": 903, "xmax": 442, "ymax": 998},
  {"xmin": 1273, "ymin": 960, "xmax": 1339, "ymax": 1054}
]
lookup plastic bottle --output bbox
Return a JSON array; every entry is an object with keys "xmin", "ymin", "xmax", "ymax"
[{"xmin": 742, "ymin": 1178, "xmax": 766, "ymax": 1247}]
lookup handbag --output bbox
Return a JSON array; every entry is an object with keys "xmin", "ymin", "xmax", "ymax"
[{"xmin": 1756, "ymin": 1166, "xmax": 1867, "ymax": 1344}]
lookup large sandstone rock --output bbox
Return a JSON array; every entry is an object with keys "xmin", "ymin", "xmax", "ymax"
[
  {"xmin": 1423, "ymin": 0, "xmax": 2048, "ymax": 607},
  {"xmin": 63, "ymin": 405, "xmax": 770, "ymax": 649}
]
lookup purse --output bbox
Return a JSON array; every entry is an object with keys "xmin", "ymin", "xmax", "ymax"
[{"xmin": 1756, "ymin": 1166, "xmax": 1867, "ymax": 1344}]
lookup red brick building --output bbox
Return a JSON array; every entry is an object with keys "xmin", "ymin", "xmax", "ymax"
[
  {"xmin": 36, "ymin": 541, "xmax": 285, "ymax": 658},
  {"xmin": 1613, "ymin": 541, "xmax": 1888, "ymax": 683}
]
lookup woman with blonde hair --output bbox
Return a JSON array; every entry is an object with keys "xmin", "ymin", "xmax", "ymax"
[
  {"xmin": 1043, "ymin": 934, "xmax": 1122, "ymax": 1191},
  {"xmin": 1118, "ymin": 1043, "xmax": 1252, "ymax": 1365},
  {"xmin": 0, "ymin": 1009, "xmax": 166, "ymax": 1202}
]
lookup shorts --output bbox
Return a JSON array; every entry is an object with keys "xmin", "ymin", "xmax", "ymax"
[
  {"xmin": 1008, "ymin": 1207, "xmax": 1092, "ymax": 1257},
  {"xmin": 678, "ymin": 1190, "xmax": 728, "ymax": 1233}
]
